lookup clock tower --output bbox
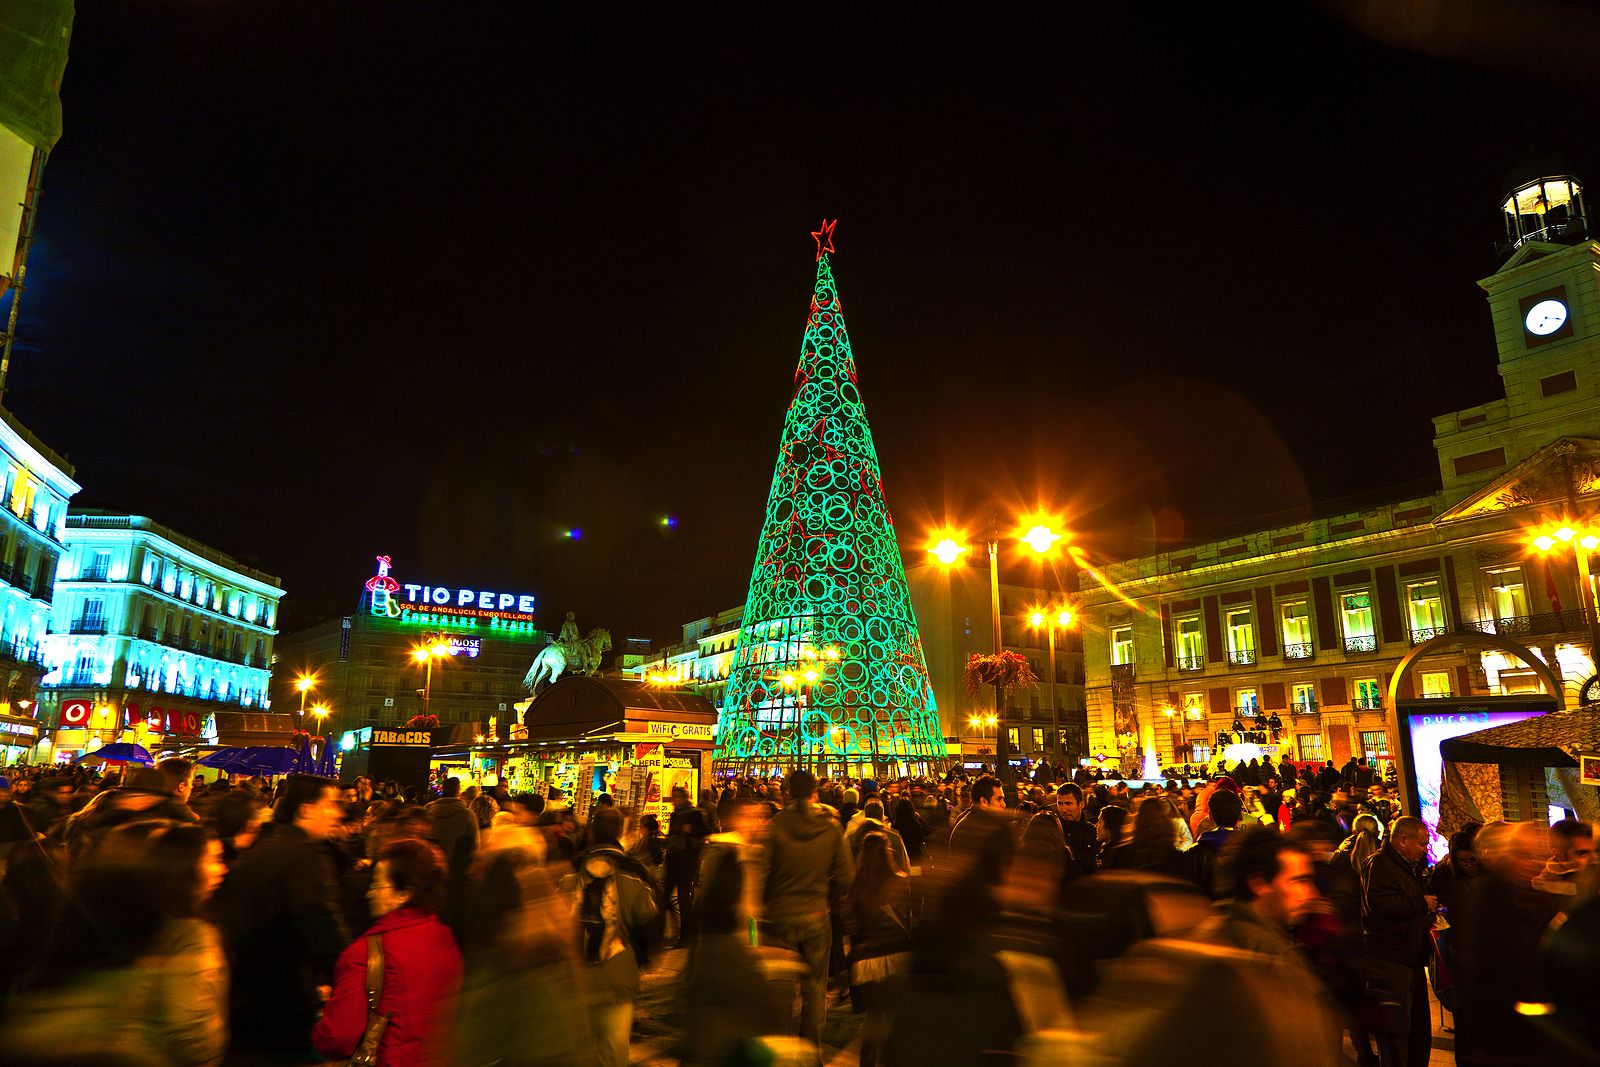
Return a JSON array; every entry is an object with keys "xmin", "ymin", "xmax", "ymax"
[{"xmin": 1434, "ymin": 160, "xmax": 1598, "ymax": 500}]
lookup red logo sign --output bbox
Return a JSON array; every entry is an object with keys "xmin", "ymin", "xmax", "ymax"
[{"xmin": 61, "ymin": 700, "xmax": 91, "ymax": 727}]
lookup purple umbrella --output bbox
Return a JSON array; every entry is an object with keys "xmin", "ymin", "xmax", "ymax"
[
  {"xmin": 74, "ymin": 742, "xmax": 154, "ymax": 766},
  {"xmin": 292, "ymin": 733, "xmax": 315, "ymax": 775},
  {"xmin": 232, "ymin": 747, "xmax": 299, "ymax": 776}
]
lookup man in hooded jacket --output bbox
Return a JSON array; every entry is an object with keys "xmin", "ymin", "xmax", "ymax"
[{"xmin": 765, "ymin": 769, "xmax": 853, "ymax": 1049}]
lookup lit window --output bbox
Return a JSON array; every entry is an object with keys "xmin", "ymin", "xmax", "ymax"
[
  {"xmin": 1182, "ymin": 692, "xmax": 1205, "ymax": 718},
  {"xmin": 1340, "ymin": 591, "xmax": 1375, "ymax": 651},
  {"xmin": 1421, "ymin": 671, "xmax": 1452, "ymax": 698},
  {"xmin": 1174, "ymin": 615, "xmax": 1204, "ymax": 669},
  {"xmin": 1487, "ymin": 567, "xmax": 1529, "ymax": 624},
  {"xmin": 1297, "ymin": 733, "xmax": 1324, "ymax": 762},
  {"xmin": 1226, "ymin": 609, "xmax": 1254, "ymax": 664},
  {"xmin": 1236, "ymin": 688, "xmax": 1258, "ymax": 713},
  {"xmin": 1291, "ymin": 682, "xmax": 1316, "ymax": 713},
  {"xmin": 1354, "ymin": 678, "xmax": 1381, "ymax": 710},
  {"xmin": 1360, "ymin": 729, "xmax": 1389, "ymax": 758},
  {"xmin": 1110, "ymin": 625, "xmax": 1134, "ymax": 666},
  {"xmin": 1280, "ymin": 600, "xmax": 1312, "ymax": 657},
  {"xmin": 1406, "ymin": 580, "xmax": 1445, "ymax": 639}
]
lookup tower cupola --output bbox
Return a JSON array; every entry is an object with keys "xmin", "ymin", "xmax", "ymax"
[{"xmin": 1500, "ymin": 157, "xmax": 1589, "ymax": 256}]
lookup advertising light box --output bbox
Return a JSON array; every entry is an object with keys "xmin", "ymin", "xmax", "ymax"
[{"xmin": 1395, "ymin": 695, "xmax": 1557, "ymax": 864}]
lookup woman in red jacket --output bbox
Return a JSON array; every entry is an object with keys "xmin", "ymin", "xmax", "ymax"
[{"xmin": 314, "ymin": 838, "xmax": 463, "ymax": 1067}]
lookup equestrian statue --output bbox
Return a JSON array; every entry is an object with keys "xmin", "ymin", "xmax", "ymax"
[{"xmin": 524, "ymin": 613, "xmax": 612, "ymax": 693}]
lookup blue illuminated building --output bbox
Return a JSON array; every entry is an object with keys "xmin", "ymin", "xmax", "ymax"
[
  {"xmin": 0, "ymin": 408, "xmax": 79, "ymax": 760},
  {"xmin": 40, "ymin": 511, "xmax": 285, "ymax": 760}
]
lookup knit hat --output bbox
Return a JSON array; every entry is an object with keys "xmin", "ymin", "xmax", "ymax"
[
  {"xmin": 860, "ymin": 779, "xmax": 879, "ymax": 796},
  {"xmin": 1213, "ymin": 775, "xmax": 1239, "ymax": 794},
  {"xmin": 843, "ymin": 788, "xmax": 859, "ymax": 805}
]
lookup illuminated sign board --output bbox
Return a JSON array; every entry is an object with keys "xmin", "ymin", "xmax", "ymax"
[
  {"xmin": 1396, "ymin": 697, "xmax": 1554, "ymax": 864},
  {"xmin": 372, "ymin": 728, "xmax": 432, "ymax": 746},
  {"xmin": 364, "ymin": 555, "xmax": 536, "ymax": 625},
  {"xmin": 644, "ymin": 721, "xmax": 715, "ymax": 740}
]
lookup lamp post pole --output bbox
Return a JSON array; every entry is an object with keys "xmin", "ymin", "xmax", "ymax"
[
  {"xmin": 1559, "ymin": 450, "xmax": 1600, "ymax": 662},
  {"xmin": 987, "ymin": 521, "xmax": 1017, "ymax": 798},
  {"xmin": 1045, "ymin": 620, "xmax": 1058, "ymax": 767}
]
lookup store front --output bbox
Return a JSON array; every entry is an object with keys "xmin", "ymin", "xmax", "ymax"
[{"xmin": 482, "ymin": 675, "xmax": 717, "ymax": 820}]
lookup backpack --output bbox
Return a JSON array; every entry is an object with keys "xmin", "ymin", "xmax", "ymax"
[{"xmin": 577, "ymin": 857, "xmax": 623, "ymax": 964}]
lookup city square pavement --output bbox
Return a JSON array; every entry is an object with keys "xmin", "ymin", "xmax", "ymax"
[{"xmin": 625, "ymin": 945, "xmax": 1458, "ymax": 1066}]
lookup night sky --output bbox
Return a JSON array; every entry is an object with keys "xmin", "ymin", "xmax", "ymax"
[{"xmin": 6, "ymin": 2, "xmax": 1599, "ymax": 644}]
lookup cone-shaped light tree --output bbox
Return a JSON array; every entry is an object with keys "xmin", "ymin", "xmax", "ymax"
[{"xmin": 716, "ymin": 221, "xmax": 943, "ymax": 771}]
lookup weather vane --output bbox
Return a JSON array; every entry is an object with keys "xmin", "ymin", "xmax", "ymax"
[{"xmin": 811, "ymin": 218, "xmax": 837, "ymax": 260}]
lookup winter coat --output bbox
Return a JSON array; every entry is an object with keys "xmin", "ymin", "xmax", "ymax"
[
  {"xmin": 844, "ymin": 817, "xmax": 911, "ymax": 873},
  {"xmin": 216, "ymin": 823, "xmax": 349, "ymax": 1058},
  {"xmin": 313, "ymin": 907, "xmax": 463, "ymax": 1067},
  {"xmin": 763, "ymin": 802, "xmax": 853, "ymax": 922},
  {"xmin": 1188, "ymin": 826, "xmax": 1240, "ymax": 898},
  {"xmin": 1359, "ymin": 843, "xmax": 1432, "ymax": 968},
  {"xmin": 0, "ymin": 917, "xmax": 227, "ymax": 1066},
  {"xmin": 425, "ymin": 797, "xmax": 479, "ymax": 875}
]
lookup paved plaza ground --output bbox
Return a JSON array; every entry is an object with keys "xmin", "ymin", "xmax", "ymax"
[{"xmin": 625, "ymin": 945, "xmax": 1458, "ymax": 1066}]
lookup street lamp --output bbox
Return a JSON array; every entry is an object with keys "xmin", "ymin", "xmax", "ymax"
[
  {"xmin": 1028, "ymin": 605, "xmax": 1077, "ymax": 766},
  {"xmin": 309, "ymin": 703, "xmax": 329, "ymax": 731},
  {"xmin": 412, "ymin": 643, "xmax": 450, "ymax": 716},
  {"xmin": 930, "ymin": 515, "xmax": 1065, "ymax": 799},
  {"xmin": 1527, "ymin": 517, "xmax": 1600, "ymax": 671},
  {"xmin": 294, "ymin": 674, "xmax": 316, "ymax": 723},
  {"xmin": 965, "ymin": 712, "xmax": 999, "ymax": 768}
]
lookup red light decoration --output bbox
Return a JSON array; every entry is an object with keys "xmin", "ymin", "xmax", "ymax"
[{"xmin": 810, "ymin": 218, "xmax": 837, "ymax": 261}]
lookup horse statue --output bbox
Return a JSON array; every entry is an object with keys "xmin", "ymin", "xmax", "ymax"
[{"xmin": 523, "ymin": 627, "xmax": 612, "ymax": 693}]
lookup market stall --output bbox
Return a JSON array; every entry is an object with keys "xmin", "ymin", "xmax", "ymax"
[{"xmin": 1438, "ymin": 708, "xmax": 1600, "ymax": 838}]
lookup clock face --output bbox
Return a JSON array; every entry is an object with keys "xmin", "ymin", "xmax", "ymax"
[{"xmin": 1524, "ymin": 298, "xmax": 1569, "ymax": 337}]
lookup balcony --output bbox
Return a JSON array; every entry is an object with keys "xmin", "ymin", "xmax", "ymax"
[
  {"xmin": 1409, "ymin": 626, "xmax": 1448, "ymax": 645},
  {"xmin": 68, "ymin": 619, "xmax": 107, "ymax": 636},
  {"xmin": 1353, "ymin": 696, "xmax": 1383, "ymax": 711},
  {"xmin": 81, "ymin": 567, "xmax": 111, "ymax": 582},
  {"xmin": 1176, "ymin": 655, "xmax": 1204, "ymax": 672},
  {"xmin": 1472, "ymin": 611, "xmax": 1586, "ymax": 639},
  {"xmin": 1344, "ymin": 635, "xmax": 1377, "ymax": 654},
  {"xmin": 1290, "ymin": 700, "xmax": 1317, "ymax": 715},
  {"xmin": 52, "ymin": 670, "xmax": 100, "ymax": 688},
  {"xmin": 1283, "ymin": 642, "xmax": 1314, "ymax": 660},
  {"xmin": 1227, "ymin": 648, "xmax": 1256, "ymax": 667}
]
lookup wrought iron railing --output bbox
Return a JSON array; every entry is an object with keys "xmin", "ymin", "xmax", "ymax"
[
  {"xmin": 1353, "ymin": 696, "xmax": 1383, "ymax": 710},
  {"xmin": 68, "ymin": 619, "xmax": 107, "ymax": 635},
  {"xmin": 1176, "ymin": 655, "xmax": 1204, "ymax": 672},
  {"xmin": 1471, "ymin": 611, "xmax": 1586, "ymax": 638},
  {"xmin": 1344, "ymin": 635, "xmax": 1377, "ymax": 653},
  {"xmin": 1227, "ymin": 648, "xmax": 1256, "ymax": 666},
  {"xmin": 1283, "ymin": 642, "xmax": 1314, "ymax": 660},
  {"xmin": 1409, "ymin": 625, "xmax": 1448, "ymax": 645},
  {"xmin": 1291, "ymin": 700, "xmax": 1317, "ymax": 715}
]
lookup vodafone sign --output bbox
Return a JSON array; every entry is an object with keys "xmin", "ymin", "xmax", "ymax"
[{"xmin": 56, "ymin": 700, "xmax": 201, "ymax": 736}]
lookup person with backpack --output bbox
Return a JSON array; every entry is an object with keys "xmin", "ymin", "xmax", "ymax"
[
  {"xmin": 664, "ymin": 786, "xmax": 709, "ymax": 948},
  {"xmin": 568, "ymin": 806, "xmax": 659, "ymax": 1067}
]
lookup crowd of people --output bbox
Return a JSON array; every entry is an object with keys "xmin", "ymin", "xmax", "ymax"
[{"xmin": 0, "ymin": 756, "xmax": 1592, "ymax": 1066}]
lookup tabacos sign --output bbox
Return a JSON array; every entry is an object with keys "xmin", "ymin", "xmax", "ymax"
[
  {"xmin": 372, "ymin": 728, "xmax": 431, "ymax": 746},
  {"xmin": 364, "ymin": 555, "xmax": 537, "ymax": 623}
]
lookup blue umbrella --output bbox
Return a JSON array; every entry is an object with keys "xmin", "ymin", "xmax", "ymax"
[
  {"xmin": 292, "ymin": 733, "xmax": 315, "ymax": 775},
  {"xmin": 75, "ymin": 742, "xmax": 154, "ymax": 766},
  {"xmin": 314, "ymin": 737, "xmax": 339, "ymax": 777},
  {"xmin": 198, "ymin": 748, "xmax": 247, "ymax": 769},
  {"xmin": 232, "ymin": 747, "xmax": 299, "ymax": 776}
]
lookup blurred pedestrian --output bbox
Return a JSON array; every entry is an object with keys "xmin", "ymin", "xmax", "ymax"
[
  {"xmin": 2, "ymin": 821, "xmax": 228, "ymax": 1065},
  {"xmin": 1359, "ymin": 815, "xmax": 1435, "ymax": 1067},
  {"xmin": 216, "ymin": 774, "xmax": 348, "ymax": 1064},
  {"xmin": 313, "ymin": 838, "xmax": 462, "ymax": 1067}
]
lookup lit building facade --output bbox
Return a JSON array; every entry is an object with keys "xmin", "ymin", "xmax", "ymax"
[
  {"xmin": 269, "ymin": 555, "xmax": 547, "ymax": 739},
  {"xmin": 41, "ymin": 511, "xmax": 284, "ymax": 760},
  {"xmin": 1081, "ymin": 168, "xmax": 1600, "ymax": 776},
  {"xmin": 0, "ymin": 408, "xmax": 79, "ymax": 760}
]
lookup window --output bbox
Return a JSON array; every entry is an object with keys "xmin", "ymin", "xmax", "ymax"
[
  {"xmin": 1291, "ymin": 682, "xmax": 1316, "ymax": 714},
  {"xmin": 1340, "ymin": 591, "xmax": 1376, "ymax": 652},
  {"xmin": 1421, "ymin": 670, "xmax": 1452, "ymax": 698},
  {"xmin": 1226, "ymin": 608, "xmax": 1255, "ymax": 665},
  {"xmin": 1281, "ymin": 600, "xmax": 1313, "ymax": 658},
  {"xmin": 1190, "ymin": 742, "xmax": 1211, "ymax": 764},
  {"xmin": 1236, "ymin": 688, "xmax": 1258, "ymax": 714},
  {"xmin": 86, "ymin": 551, "xmax": 111, "ymax": 581},
  {"xmin": 1006, "ymin": 727, "xmax": 1020, "ymax": 749},
  {"xmin": 1360, "ymin": 729, "xmax": 1389, "ymax": 759},
  {"xmin": 1297, "ymin": 733, "xmax": 1324, "ymax": 763},
  {"xmin": 1032, "ymin": 728, "xmax": 1045, "ymax": 751},
  {"xmin": 1487, "ymin": 567, "xmax": 1529, "ymax": 624},
  {"xmin": 1354, "ymin": 677, "xmax": 1382, "ymax": 710},
  {"xmin": 72, "ymin": 650, "xmax": 96, "ymax": 684},
  {"xmin": 1174, "ymin": 614, "xmax": 1204, "ymax": 670},
  {"xmin": 1182, "ymin": 692, "xmax": 1205, "ymax": 719},
  {"xmin": 1110, "ymin": 626, "xmax": 1134, "ymax": 666},
  {"xmin": 1406, "ymin": 580, "xmax": 1446, "ymax": 641},
  {"xmin": 78, "ymin": 597, "xmax": 105, "ymax": 632}
]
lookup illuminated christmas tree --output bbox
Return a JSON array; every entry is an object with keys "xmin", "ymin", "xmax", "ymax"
[{"xmin": 717, "ymin": 221, "xmax": 943, "ymax": 770}]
